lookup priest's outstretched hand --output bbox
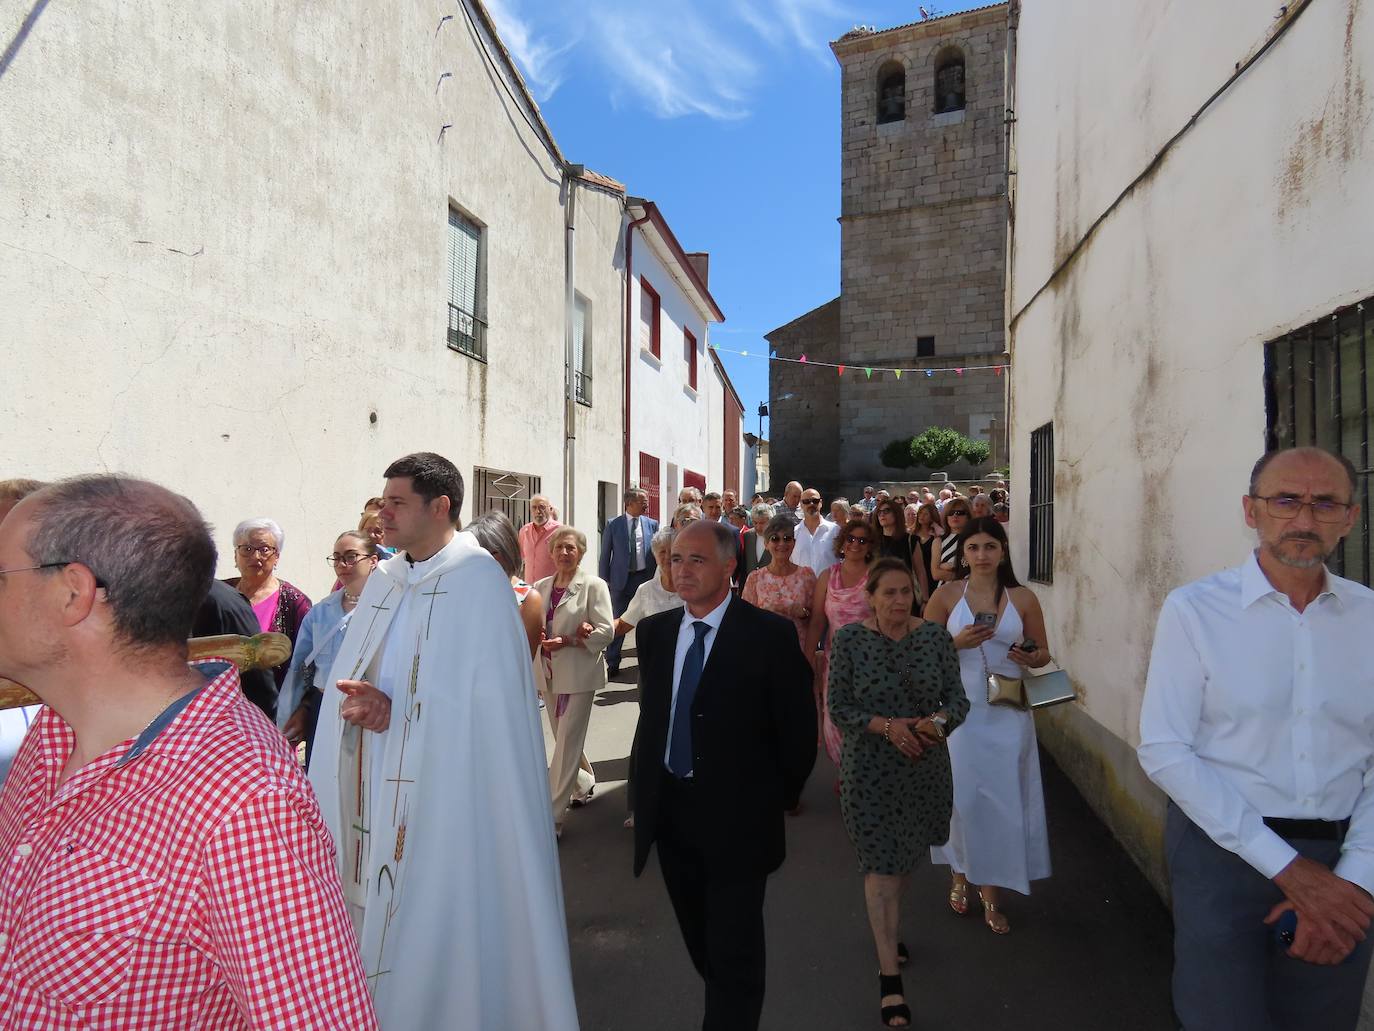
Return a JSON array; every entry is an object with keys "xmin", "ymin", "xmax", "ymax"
[{"xmin": 337, "ymin": 678, "xmax": 391, "ymax": 732}]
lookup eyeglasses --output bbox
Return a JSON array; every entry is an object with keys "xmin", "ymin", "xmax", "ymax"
[
  {"xmin": 327, "ymin": 551, "xmax": 372, "ymax": 566},
  {"xmin": 1251, "ymin": 495, "xmax": 1353, "ymax": 523},
  {"xmin": 801, "ymin": 499, "xmax": 820, "ymax": 506},
  {"xmin": 235, "ymin": 544, "xmax": 278, "ymax": 558},
  {"xmin": 0, "ymin": 561, "xmax": 107, "ymax": 589},
  {"xmin": 845, "ymin": 535, "xmax": 871, "ymax": 546},
  {"xmin": 768, "ymin": 534, "xmax": 795, "ymax": 544}
]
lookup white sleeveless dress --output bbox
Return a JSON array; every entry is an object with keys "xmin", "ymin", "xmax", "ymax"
[{"xmin": 929, "ymin": 590, "xmax": 1052, "ymax": 894}]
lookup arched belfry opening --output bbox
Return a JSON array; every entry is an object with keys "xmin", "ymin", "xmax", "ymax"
[
  {"xmin": 933, "ymin": 47, "xmax": 966, "ymax": 113},
  {"xmin": 876, "ymin": 61, "xmax": 906, "ymax": 124}
]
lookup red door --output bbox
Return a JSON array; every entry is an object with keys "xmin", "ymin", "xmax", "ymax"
[
  {"xmin": 639, "ymin": 452, "xmax": 661, "ymax": 521},
  {"xmin": 683, "ymin": 469, "xmax": 707, "ymax": 494}
]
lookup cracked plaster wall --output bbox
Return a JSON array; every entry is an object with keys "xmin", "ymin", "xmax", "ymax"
[
  {"xmin": 1008, "ymin": 0, "xmax": 1374, "ymax": 919},
  {"xmin": 0, "ymin": 0, "xmax": 626, "ymax": 593}
]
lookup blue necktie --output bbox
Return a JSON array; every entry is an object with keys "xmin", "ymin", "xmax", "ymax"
[{"xmin": 669, "ymin": 621, "xmax": 711, "ymax": 777}]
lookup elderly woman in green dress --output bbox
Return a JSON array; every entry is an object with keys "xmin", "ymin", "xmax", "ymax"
[{"xmin": 827, "ymin": 557, "xmax": 968, "ymax": 1028}]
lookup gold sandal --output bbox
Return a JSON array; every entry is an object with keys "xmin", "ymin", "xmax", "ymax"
[
  {"xmin": 979, "ymin": 891, "xmax": 1010, "ymax": 934},
  {"xmin": 948, "ymin": 880, "xmax": 969, "ymax": 915}
]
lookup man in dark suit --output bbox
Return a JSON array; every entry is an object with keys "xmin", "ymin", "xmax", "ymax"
[
  {"xmin": 736, "ymin": 503, "xmax": 773, "ymax": 590},
  {"xmin": 631, "ymin": 520, "xmax": 816, "ymax": 1031},
  {"xmin": 599, "ymin": 487, "xmax": 658, "ymax": 676}
]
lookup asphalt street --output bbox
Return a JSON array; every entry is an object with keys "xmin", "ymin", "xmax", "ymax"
[{"xmin": 546, "ymin": 648, "xmax": 1177, "ymax": 1031}]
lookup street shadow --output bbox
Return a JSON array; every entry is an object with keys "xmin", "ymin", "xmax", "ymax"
[
  {"xmin": 0, "ymin": 0, "xmax": 53, "ymax": 81},
  {"xmin": 594, "ymin": 688, "xmax": 640, "ymax": 708},
  {"xmin": 591, "ymin": 755, "xmax": 630, "ymax": 782}
]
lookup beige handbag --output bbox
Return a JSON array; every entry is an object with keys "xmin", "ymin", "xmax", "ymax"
[
  {"xmin": 981, "ymin": 645, "xmax": 1028, "ymax": 709},
  {"xmin": 981, "ymin": 644, "xmax": 1076, "ymax": 710}
]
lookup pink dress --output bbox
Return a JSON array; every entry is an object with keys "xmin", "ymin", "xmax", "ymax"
[
  {"xmin": 818, "ymin": 565, "xmax": 874, "ymax": 765},
  {"xmin": 742, "ymin": 565, "xmax": 817, "ymax": 647}
]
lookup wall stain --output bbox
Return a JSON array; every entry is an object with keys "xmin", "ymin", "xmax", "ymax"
[{"xmin": 1277, "ymin": 0, "xmax": 1369, "ymax": 220}]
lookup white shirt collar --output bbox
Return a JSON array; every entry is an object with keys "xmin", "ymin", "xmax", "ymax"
[
  {"xmin": 1239, "ymin": 549, "xmax": 1342, "ymax": 609},
  {"xmin": 679, "ymin": 592, "xmax": 731, "ymax": 633}
]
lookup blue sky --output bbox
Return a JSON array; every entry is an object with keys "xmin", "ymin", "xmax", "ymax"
[{"xmin": 484, "ymin": 0, "xmax": 987, "ymax": 439}]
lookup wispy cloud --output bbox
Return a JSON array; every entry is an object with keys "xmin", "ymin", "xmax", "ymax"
[
  {"xmin": 482, "ymin": 0, "xmax": 579, "ymax": 100},
  {"xmin": 481, "ymin": 0, "xmax": 855, "ymax": 120}
]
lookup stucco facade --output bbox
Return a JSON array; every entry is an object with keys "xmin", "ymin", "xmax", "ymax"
[
  {"xmin": 1008, "ymin": 0, "xmax": 1374, "ymax": 940},
  {"xmin": 0, "ymin": 0, "xmax": 637, "ymax": 595}
]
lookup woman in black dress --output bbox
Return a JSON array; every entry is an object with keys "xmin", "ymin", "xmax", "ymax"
[{"xmin": 828, "ymin": 559, "xmax": 968, "ymax": 1027}]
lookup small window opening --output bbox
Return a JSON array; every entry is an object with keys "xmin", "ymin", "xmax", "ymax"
[
  {"xmin": 876, "ymin": 62, "xmax": 906, "ymax": 124},
  {"xmin": 934, "ymin": 50, "xmax": 966, "ymax": 114}
]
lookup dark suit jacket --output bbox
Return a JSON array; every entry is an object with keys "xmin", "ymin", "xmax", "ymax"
[
  {"xmin": 631, "ymin": 596, "xmax": 816, "ymax": 877},
  {"xmin": 737, "ymin": 529, "xmax": 769, "ymax": 583},
  {"xmin": 599, "ymin": 513, "xmax": 660, "ymax": 593}
]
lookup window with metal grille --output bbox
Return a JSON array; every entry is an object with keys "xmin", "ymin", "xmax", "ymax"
[
  {"xmin": 1029, "ymin": 422, "xmax": 1054, "ymax": 583},
  {"xmin": 471, "ymin": 467, "xmax": 541, "ymax": 528},
  {"xmin": 640, "ymin": 277, "xmax": 661, "ymax": 358},
  {"xmin": 447, "ymin": 208, "xmax": 486, "ymax": 360},
  {"xmin": 1264, "ymin": 296, "xmax": 1373, "ymax": 585},
  {"xmin": 685, "ymin": 327, "xmax": 698, "ymax": 390},
  {"xmin": 572, "ymin": 293, "xmax": 592, "ymax": 406},
  {"xmin": 917, "ymin": 335, "xmax": 935, "ymax": 358}
]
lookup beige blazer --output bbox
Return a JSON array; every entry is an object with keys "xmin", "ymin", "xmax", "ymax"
[{"xmin": 533, "ymin": 569, "xmax": 615, "ymax": 694}]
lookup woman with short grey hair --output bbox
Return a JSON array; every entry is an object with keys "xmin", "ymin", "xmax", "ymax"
[
  {"xmin": 225, "ymin": 517, "xmax": 311, "ymax": 710},
  {"xmin": 672, "ymin": 503, "xmax": 704, "ymax": 530}
]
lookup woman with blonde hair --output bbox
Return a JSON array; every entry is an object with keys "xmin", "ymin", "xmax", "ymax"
[{"xmin": 533, "ymin": 526, "xmax": 614, "ymax": 838}]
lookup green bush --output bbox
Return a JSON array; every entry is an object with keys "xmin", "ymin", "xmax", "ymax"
[
  {"xmin": 909, "ymin": 427, "xmax": 967, "ymax": 470},
  {"xmin": 962, "ymin": 438, "xmax": 992, "ymax": 466},
  {"xmin": 880, "ymin": 437, "xmax": 915, "ymax": 470}
]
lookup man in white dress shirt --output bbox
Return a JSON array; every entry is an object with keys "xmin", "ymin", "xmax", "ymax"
[
  {"xmin": 792, "ymin": 488, "xmax": 839, "ymax": 579},
  {"xmin": 1139, "ymin": 447, "xmax": 1374, "ymax": 1031}
]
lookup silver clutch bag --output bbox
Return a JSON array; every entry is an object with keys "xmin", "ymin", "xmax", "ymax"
[{"xmin": 1023, "ymin": 667, "xmax": 1076, "ymax": 710}]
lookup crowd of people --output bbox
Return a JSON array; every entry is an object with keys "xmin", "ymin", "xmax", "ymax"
[{"xmin": 0, "ymin": 445, "xmax": 1369, "ymax": 1030}]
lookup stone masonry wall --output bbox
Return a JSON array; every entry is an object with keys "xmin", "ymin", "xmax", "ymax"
[{"xmin": 766, "ymin": 298, "xmax": 841, "ymax": 490}]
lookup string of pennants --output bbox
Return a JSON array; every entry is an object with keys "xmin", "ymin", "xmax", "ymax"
[{"xmin": 708, "ymin": 343, "xmax": 1007, "ymax": 379}]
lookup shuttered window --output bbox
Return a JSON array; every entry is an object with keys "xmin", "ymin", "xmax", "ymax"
[
  {"xmin": 572, "ymin": 293, "xmax": 591, "ymax": 405},
  {"xmin": 640, "ymin": 277, "xmax": 661, "ymax": 358},
  {"xmin": 639, "ymin": 452, "xmax": 661, "ymax": 521},
  {"xmin": 447, "ymin": 208, "xmax": 486, "ymax": 359}
]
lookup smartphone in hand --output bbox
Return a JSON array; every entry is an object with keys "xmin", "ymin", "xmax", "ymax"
[{"xmin": 973, "ymin": 612, "xmax": 997, "ymax": 629}]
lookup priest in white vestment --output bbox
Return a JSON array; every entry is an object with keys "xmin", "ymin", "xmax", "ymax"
[{"xmin": 309, "ymin": 453, "xmax": 579, "ymax": 1030}]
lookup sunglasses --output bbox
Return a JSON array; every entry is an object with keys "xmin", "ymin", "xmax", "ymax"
[
  {"xmin": 768, "ymin": 534, "xmax": 796, "ymax": 543},
  {"xmin": 946, "ymin": 510, "xmax": 969, "ymax": 518},
  {"xmin": 845, "ymin": 535, "xmax": 871, "ymax": 546}
]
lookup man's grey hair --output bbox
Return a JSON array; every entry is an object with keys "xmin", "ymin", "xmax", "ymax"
[
  {"xmin": 679, "ymin": 518, "xmax": 738, "ymax": 565},
  {"xmin": 467, "ymin": 510, "xmax": 522, "ymax": 578},
  {"xmin": 832, "ymin": 497, "xmax": 850, "ymax": 508},
  {"xmin": 232, "ymin": 517, "xmax": 285, "ymax": 553},
  {"xmin": 650, "ymin": 526, "xmax": 675, "ymax": 556},
  {"xmin": 623, "ymin": 487, "xmax": 647, "ymax": 505},
  {"xmin": 26, "ymin": 475, "xmax": 216, "ymax": 650},
  {"xmin": 679, "ymin": 487, "xmax": 703, "ymax": 504},
  {"xmin": 750, "ymin": 503, "xmax": 774, "ymax": 523}
]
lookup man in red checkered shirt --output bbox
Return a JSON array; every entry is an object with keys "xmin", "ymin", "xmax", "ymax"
[{"xmin": 0, "ymin": 475, "xmax": 378, "ymax": 1030}]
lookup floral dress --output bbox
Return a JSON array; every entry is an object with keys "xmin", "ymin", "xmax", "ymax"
[
  {"xmin": 742, "ymin": 564, "xmax": 817, "ymax": 647},
  {"xmin": 816, "ymin": 566, "xmax": 874, "ymax": 765},
  {"xmin": 828, "ymin": 622, "xmax": 968, "ymax": 874}
]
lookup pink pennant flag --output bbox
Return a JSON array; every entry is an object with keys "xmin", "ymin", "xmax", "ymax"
[
  {"xmin": 799, "ymin": 354, "xmax": 808, "ymax": 363},
  {"xmin": 995, "ymin": 366, "xmax": 1003, "ymax": 376},
  {"xmin": 837, "ymin": 364, "xmax": 845, "ymax": 376},
  {"xmin": 955, "ymin": 368, "xmax": 964, "ymax": 376}
]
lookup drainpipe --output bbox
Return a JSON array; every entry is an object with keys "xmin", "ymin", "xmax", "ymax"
[
  {"xmin": 563, "ymin": 165, "xmax": 582, "ymax": 526},
  {"xmin": 623, "ymin": 204, "xmax": 652, "ymax": 491},
  {"xmin": 1002, "ymin": 1, "xmax": 1020, "ymax": 473}
]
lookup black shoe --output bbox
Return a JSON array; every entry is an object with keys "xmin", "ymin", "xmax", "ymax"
[
  {"xmin": 570, "ymin": 785, "xmax": 595, "ymax": 808},
  {"xmin": 879, "ymin": 972, "xmax": 910, "ymax": 1027}
]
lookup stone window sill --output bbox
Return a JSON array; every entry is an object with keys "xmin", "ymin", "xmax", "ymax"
[
  {"xmin": 931, "ymin": 109, "xmax": 966, "ymax": 127},
  {"xmin": 640, "ymin": 347, "xmax": 661, "ymax": 369}
]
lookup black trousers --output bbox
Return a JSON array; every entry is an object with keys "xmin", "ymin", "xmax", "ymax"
[
  {"xmin": 606, "ymin": 568, "xmax": 651, "ymax": 670},
  {"xmin": 657, "ymin": 774, "xmax": 769, "ymax": 1031},
  {"xmin": 1168, "ymin": 803, "xmax": 1374, "ymax": 1031}
]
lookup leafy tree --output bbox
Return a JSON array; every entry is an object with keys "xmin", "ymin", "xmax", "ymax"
[
  {"xmin": 962, "ymin": 438, "xmax": 992, "ymax": 466},
  {"xmin": 880, "ymin": 437, "xmax": 915, "ymax": 470},
  {"xmin": 908, "ymin": 427, "xmax": 967, "ymax": 470}
]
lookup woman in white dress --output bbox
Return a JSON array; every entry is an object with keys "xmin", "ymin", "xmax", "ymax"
[{"xmin": 924, "ymin": 516, "xmax": 1053, "ymax": 933}]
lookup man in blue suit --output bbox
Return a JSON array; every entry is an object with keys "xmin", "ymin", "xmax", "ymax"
[{"xmin": 600, "ymin": 487, "xmax": 659, "ymax": 677}]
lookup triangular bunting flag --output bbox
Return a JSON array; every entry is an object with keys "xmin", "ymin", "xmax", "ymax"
[
  {"xmin": 925, "ymin": 370, "xmax": 934, "ymax": 378},
  {"xmin": 894, "ymin": 369, "xmax": 902, "ymax": 380},
  {"xmin": 740, "ymin": 350, "xmax": 748, "ymax": 357},
  {"xmin": 837, "ymin": 364, "xmax": 845, "ymax": 376},
  {"xmin": 995, "ymin": 366, "xmax": 1003, "ymax": 376},
  {"xmin": 955, "ymin": 368, "xmax": 964, "ymax": 376},
  {"xmin": 864, "ymin": 368, "xmax": 872, "ymax": 379},
  {"xmin": 799, "ymin": 354, "xmax": 807, "ymax": 363}
]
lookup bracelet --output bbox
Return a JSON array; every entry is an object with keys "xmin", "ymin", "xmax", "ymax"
[{"xmin": 883, "ymin": 717, "xmax": 893, "ymax": 742}]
